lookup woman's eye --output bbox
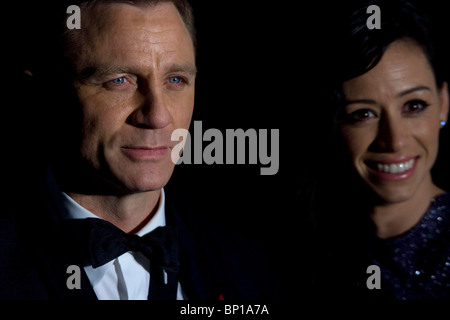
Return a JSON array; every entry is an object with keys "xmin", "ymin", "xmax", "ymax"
[
  {"xmin": 346, "ymin": 109, "xmax": 377, "ymax": 122},
  {"xmin": 403, "ymin": 99, "xmax": 429, "ymax": 114}
]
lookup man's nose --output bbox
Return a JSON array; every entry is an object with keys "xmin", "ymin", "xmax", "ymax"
[
  {"xmin": 371, "ymin": 112, "xmax": 408, "ymax": 152},
  {"xmin": 128, "ymin": 85, "xmax": 171, "ymax": 129}
]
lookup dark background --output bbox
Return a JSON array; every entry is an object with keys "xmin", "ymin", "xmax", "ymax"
[
  {"xmin": 1, "ymin": 1, "xmax": 318, "ymax": 250},
  {"xmin": 169, "ymin": 0, "xmax": 450, "ymax": 247},
  {"xmin": 2, "ymin": 1, "xmax": 450, "ymax": 303},
  {"xmin": 167, "ymin": 1, "xmax": 315, "ymax": 244}
]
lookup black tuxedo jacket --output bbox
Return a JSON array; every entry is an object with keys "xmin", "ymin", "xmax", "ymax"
[{"xmin": 0, "ymin": 173, "xmax": 278, "ymax": 300}]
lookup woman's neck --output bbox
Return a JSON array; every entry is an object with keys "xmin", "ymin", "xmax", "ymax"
[{"xmin": 370, "ymin": 178, "xmax": 444, "ymax": 239}]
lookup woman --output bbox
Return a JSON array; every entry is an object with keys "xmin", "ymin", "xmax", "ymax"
[{"xmin": 308, "ymin": 0, "xmax": 450, "ymax": 300}]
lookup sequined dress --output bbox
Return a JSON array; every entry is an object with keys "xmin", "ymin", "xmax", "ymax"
[{"xmin": 367, "ymin": 192, "xmax": 450, "ymax": 300}]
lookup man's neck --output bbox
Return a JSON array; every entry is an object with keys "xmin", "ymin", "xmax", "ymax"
[
  {"xmin": 53, "ymin": 160, "xmax": 161, "ymax": 233},
  {"xmin": 67, "ymin": 190, "xmax": 161, "ymax": 234}
]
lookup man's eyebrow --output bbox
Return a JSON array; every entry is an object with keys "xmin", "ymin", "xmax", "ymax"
[
  {"xmin": 78, "ymin": 63, "xmax": 197, "ymax": 81},
  {"xmin": 165, "ymin": 63, "xmax": 198, "ymax": 76},
  {"xmin": 77, "ymin": 65, "xmax": 133, "ymax": 81}
]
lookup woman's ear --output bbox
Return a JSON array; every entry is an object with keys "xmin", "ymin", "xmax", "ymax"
[{"xmin": 439, "ymin": 82, "xmax": 449, "ymax": 123}]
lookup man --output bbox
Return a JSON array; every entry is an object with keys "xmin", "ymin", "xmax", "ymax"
[{"xmin": 0, "ymin": 0, "xmax": 276, "ymax": 300}]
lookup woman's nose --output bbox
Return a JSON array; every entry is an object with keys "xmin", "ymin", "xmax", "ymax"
[{"xmin": 371, "ymin": 113, "xmax": 409, "ymax": 152}]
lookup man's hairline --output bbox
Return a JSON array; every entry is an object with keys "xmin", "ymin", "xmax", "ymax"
[
  {"xmin": 75, "ymin": 1, "xmax": 190, "ymax": 44},
  {"xmin": 64, "ymin": 0, "xmax": 196, "ymax": 76}
]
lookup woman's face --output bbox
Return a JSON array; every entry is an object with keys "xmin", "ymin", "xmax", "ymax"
[{"xmin": 340, "ymin": 39, "xmax": 448, "ymax": 204}]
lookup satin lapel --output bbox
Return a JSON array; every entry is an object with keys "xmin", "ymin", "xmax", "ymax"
[
  {"xmin": 32, "ymin": 236, "xmax": 98, "ymax": 300},
  {"xmin": 165, "ymin": 199, "xmax": 223, "ymax": 300},
  {"xmin": 27, "ymin": 191, "xmax": 98, "ymax": 300}
]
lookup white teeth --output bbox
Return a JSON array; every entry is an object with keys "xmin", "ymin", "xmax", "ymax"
[
  {"xmin": 391, "ymin": 164, "xmax": 399, "ymax": 174},
  {"xmin": 376, "ymin": 159, "xmax": 415, "ymax": 174}
]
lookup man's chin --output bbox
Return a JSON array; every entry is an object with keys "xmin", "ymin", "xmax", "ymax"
[
  {"xmin": 106, "ymin": 161, "xmax": 175, "ymax": 194},
  {"xmin": 120, "ymin": 173, "xmax": 172, "ymax": 194}
]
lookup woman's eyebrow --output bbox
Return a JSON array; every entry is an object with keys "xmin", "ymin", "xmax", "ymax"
[
  {"xmin": 397, "ymin": 86, "xmax": 431, "ymax": 98},
  {"xmin": 345, "ymin": 86, "xmax": 432, "ymax": 106},
  {"xmin": 345, "ymin": 99, "xmax": 377, "ymax": 106}
]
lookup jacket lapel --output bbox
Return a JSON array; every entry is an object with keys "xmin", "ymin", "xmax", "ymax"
[
  {"xmin": 24, "ymin": 189, "xmax": 98, "ymax": 300},
  {"xmin": 166, "ymin": 198, "xmax": 224, "ymax": 300}
]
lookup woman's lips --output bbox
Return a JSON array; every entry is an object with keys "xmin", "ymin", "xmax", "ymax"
[{"xmin": 365, "ymin": 156, "xmax": 419, "ymax": 181}]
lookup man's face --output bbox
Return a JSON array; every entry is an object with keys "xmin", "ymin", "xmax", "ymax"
[{"xmin": 70, "ymin": 2, "xmax": 196, "ymax": 193}]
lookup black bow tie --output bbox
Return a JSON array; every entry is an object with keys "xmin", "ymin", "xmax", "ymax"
[
  {"xmin": 63, "ymin": 218, "xmax": 180, "ymax": 299},
  {"xmin": 81, "ymin": 218, "xmax": 179, "ymax": 271}
]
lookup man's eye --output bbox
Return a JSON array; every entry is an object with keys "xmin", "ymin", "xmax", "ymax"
[
  {"xmin": 169, "ymin": 76, "xmax": 183, "ymax": 84},
  {"xmin": 110, "ymin": 77, "xmax": 127, "ymax": 84}
]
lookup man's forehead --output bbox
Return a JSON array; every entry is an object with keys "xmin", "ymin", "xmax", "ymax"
[
  {"xmin": 81, "ymin": 2, "xmax": 184, "ymax": 33},
  {"xmin": 78, "ymin": 29, "xmax": 195, "ymax": 70},
  {"xmin": 71, "ymin": 1, "xmax": 195, "ymax": 73}
]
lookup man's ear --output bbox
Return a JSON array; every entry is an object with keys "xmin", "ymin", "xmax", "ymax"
[{"xmin": 440, "ymin": 82, "xmax": 449, "ymax": 123}]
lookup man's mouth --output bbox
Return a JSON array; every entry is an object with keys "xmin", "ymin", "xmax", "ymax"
[{"xmin": 121, "ymin": 146, "xmax": 170, "ymax": 159}]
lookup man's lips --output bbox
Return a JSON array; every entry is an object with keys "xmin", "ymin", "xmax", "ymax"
[{"xmin": 121, "ymin": 146, "xmax": 170, "ymax": 159}]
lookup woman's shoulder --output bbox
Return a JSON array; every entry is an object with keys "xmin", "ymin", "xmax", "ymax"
[{"xmin": 430, "ymin": 191, "xmax": 450, "ymax": 212}]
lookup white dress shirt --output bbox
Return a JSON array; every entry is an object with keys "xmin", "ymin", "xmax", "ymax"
[{"xmin": 45, "ymin": 168, "xmax": 184, "ymax": 300}]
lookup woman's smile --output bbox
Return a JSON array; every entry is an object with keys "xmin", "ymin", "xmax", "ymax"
[{"xmin": 365, "ymin": 156, "xmax": 418, "ymax": 181}]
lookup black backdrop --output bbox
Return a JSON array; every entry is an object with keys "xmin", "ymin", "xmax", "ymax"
[{"xmin": 2, "ymin": 0, "xmax": 450, "ymax": 305}]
